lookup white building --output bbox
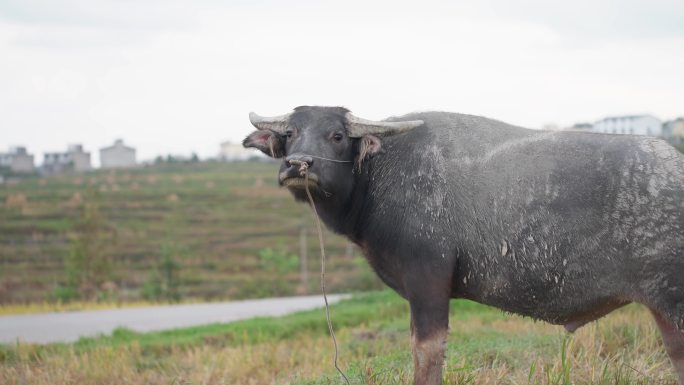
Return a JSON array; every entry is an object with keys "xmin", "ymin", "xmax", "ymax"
[
  {"xmin": 43, "ymin": 144, "xmax": 92, "ymax": 174},
  {"xmin": 100, "ymin": 139, "xmax": 136, "ymax": 169},
  {"xmin": 220, "ymin": 141, "xmax": 261, "ymax": 161},
  {"xmin": 0, "ymin": 147, "xmax": 35, "ymax": 173},
  {"xmin": 593, "ymin": 115, "xmax": 662, "ymax": 136}
]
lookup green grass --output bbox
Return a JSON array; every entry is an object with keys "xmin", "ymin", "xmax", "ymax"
[
  {"xmin": 0, "ymin": 290, "xmax": 677, "ymax": 384},
  {"xmin": 0, "ymin": 291, "xmax": 407, "ymax": 361}
]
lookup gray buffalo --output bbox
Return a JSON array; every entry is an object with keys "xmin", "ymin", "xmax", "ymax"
[{"xmin": 243, "ymin": 106, "xmax": 684, "ymax": 385}]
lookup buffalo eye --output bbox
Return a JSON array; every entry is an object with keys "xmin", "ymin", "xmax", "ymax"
[
  {"xmin": 332, "ymin": 132, "xmax": 344, "ymax": 142},
  {"xmin": 285, "ymin": 130, "xmax": 293, "ymax": 139}
]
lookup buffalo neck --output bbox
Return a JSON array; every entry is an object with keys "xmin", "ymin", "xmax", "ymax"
[{"xmin": 310, "ymin": 167, "xmax": 371, "ymax": 241}]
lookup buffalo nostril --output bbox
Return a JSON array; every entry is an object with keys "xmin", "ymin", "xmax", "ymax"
[{"xmin": 285, "ymin": 155, "xmax": 313, "ymax": 168}]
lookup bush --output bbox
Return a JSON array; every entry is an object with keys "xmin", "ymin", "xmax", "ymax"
[
  {"xmin": 142, "ymin": 242, "xmax": 181, "ymax": 302},
  {"xmin": 257, "ymin": 246, "xmax": 299, "ymax": 274},
  {"xmin": 64, "ymin": 192, "xmax": 116, "ymax": 301},
  {"xmin": 52, "ymin": 286, "xmax": 79, "ymax": 302},
  {"xmin": 675, "ymin": 143, "xmax": 684, "ymax": 154}
]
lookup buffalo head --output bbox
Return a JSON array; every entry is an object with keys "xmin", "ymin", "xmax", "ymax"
[{"xmin": 243, "ymin": 106, "xmax": 423, "ymax": 203}]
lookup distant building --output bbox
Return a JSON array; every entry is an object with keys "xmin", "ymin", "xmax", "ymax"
[
  {"xmin": 43, "ymin": 144, "xmax": 91, "ymax": 174},
  {"xmin": 662, "ymin": 118, "xmax": 684, "ymax": 145},
  {"xmin": 0, "ymin": 146, "xmax": 35, "ymax": 173},
  {"xmin": 100, "ymin": 139, "xmax": 136, "ymax": 169},
  {"xmin": 593, "ymin": 115, "xmax": 662, "ymax": 136},
  {"xmin": 220, "ymin": 141, "xmax": 260, "ymax": 161}
]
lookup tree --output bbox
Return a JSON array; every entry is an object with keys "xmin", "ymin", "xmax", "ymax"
[
  {"xmin": 142, "ymin": 200, "xmax": 184, "ymax": 302},
  {"xmin": 143, "ymin": 241, "xmax": 181, "ymax": 302},
  {"xmin": 64, "ymin": 192, "xmax": 116, "ymax": 301}
]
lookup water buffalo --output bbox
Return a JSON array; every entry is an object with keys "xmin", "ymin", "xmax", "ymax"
[{"xmin": 243, "ymin": 106, "xmax": 684, "ymax": 385}]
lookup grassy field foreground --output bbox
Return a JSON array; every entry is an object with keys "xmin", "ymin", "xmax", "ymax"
[{"xmin": 0, "ymin": 290, "xmax": 677, "ymax": 385}]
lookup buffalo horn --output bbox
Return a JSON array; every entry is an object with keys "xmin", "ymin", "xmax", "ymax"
[
  {"xmin": 249, "ymin": 112, "xmax": 292, "ymax": 134},
  {"xmin": 346, "ymin": 113, "xmax": 424, "ymax": 137}
]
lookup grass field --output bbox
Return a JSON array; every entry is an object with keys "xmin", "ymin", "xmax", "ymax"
[
  {"xmin": 0, "ymin": 290, "xmax": 678, "ymax": 385},
  {"xmin": 0, "ymin": 161, "xmax": 381, "ymax": 305},
  {"xmin": 2, "ymin": 157, "xmax": 682, "ymax": 384}
]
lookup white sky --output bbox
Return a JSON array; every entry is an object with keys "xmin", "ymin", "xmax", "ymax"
[{"xmin": 1, "ymin": 0, "xmax": 683, "ymax": 165}]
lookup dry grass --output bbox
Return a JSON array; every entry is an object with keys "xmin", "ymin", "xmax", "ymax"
[
  {"xmin": 0, "ymin": 162, "xmax": 365, "ymax": 304},
  {"xmin": 0, "ymin": 299, "xmax": 212, "ymax": 316},
  {"xmin": 0, "ymin": 293, "xmax": 678, "ymax": 385}
]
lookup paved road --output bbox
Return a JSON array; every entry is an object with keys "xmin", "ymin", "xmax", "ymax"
[{"xmin": 0, "ymin": 294, "xmax": 350, "ymax": 344}]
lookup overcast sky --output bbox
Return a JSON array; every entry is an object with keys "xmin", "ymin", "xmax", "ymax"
[{"xmin": 1, "ymin": 0, "xmax": 683, "ymax": 165}]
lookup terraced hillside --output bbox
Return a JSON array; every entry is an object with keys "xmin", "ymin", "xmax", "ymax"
[{"xmin": 0, "ymin": 162, "xmax": 380, "ymax": 304}]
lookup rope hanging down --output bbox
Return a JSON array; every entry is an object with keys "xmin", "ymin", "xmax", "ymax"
[{"xmin": 300, "ymin": 162, "xmax": 351, "ymax": 385}]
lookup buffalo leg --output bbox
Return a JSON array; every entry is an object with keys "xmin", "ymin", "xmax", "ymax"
[
  {"xmin": 407, "ymin": 286, "xmax": 450, "ymax": 385},
  {"xmin": 651, "ymin": 309, "xmax": 684, "ymax": 384}
]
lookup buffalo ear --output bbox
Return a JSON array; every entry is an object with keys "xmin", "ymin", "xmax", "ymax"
[
  {"xmin": 242, "ymin": 130, "xmax": 286, "ymax": 158},
  {"xmin": 356, "ymin": 134, "xmax": 382, "ymax": 166}
]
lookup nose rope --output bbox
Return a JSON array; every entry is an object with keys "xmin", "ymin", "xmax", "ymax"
[
  {"xmin": 293, "ymin": 154, "xmax": 353, "ymax": 164},
  {"xmin": 300, "ymin": 163, "xmax": 352, "ymax": 385}
]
